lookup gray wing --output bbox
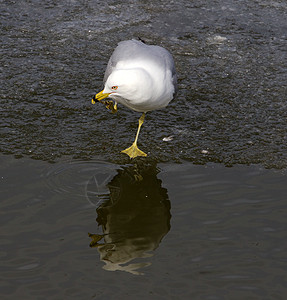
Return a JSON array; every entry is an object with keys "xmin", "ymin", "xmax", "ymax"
[
  {"xmin": 153, "ymin": 43, "xmax": 177, "ymax": 97},
  {"xmin": 103, "ymin": 55, "xmax": 115, "ymax": 85},
  {"xmin": 163, "ymin": 47, "xmax": 177, "ymax": 97}
]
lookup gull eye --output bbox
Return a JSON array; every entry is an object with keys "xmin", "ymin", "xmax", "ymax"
[{"xmin": 111, "ymin": 86, "xmax": 118, "ymax": 90}]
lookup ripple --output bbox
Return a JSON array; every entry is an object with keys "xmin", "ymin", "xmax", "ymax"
[{"xmin": 42, "ymin": 160, "xmax": 118, "ymax": 206}]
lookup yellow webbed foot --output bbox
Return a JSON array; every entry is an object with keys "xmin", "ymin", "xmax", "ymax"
[
  {"xmin": 121, "ymin": 142, "xmax": 147, "ymax": 159},
  {"xmin": 91, "ymin": 96, "xmax": 117, "ymax": 114},
  {"xmin": 104, "ymin": 101, "xmax": 117, "ymax": 113}
]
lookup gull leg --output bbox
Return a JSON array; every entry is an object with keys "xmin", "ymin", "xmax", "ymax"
[{"xmin": 121, "ymin": 113, "xmax": 147, "ymax": 158}]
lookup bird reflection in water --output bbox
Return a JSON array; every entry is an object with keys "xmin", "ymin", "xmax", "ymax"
[{"xmin": 88, "ymin": 159, "xmax": 171, "ymax": 275}]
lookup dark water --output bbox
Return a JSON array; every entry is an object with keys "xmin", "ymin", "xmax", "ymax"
[
  {"xmin": 1, "ymin": 0, "xmax": 287, "ymax": 299},
  {"xmin": 1, "ymin": 155, "xmax": 287, "ymax": 299}
]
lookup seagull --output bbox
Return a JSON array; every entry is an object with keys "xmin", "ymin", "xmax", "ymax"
[{"xmin": 92, "ymin": 39, "xmax": 177, "ymax": 158}]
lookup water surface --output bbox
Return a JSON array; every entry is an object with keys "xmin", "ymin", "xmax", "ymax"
[{"xmin": 1, "ymin": 155, "xmax": 287, "ymax": 299}]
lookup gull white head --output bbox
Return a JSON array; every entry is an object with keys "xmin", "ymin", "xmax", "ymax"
[{"xmin": 103, "ymin": 68, "xmax": 154, "ymax": 106}]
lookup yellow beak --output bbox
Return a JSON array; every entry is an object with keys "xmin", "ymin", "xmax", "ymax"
[{"xmin": 91, "ymin": 90, "xmax": 110, "ymax": 104}]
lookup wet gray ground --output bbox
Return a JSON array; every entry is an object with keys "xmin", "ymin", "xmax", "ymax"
[
  {"xmin": 1, "ymin": 0, "xmax": 287, "ymax": 299},
  {"xmin": 1, "ymin": 0, "xmax": 286, "ymax": 167}
]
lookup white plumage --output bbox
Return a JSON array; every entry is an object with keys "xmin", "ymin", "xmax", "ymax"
[{"xmin": 92, "ymin": 39, "xmax": 177, "ymax": 158}]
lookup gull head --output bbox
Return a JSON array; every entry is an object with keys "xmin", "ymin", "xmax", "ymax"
[{"xmin": 99, "ymin": 68, "xmax": 154, "ymax": 104}]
